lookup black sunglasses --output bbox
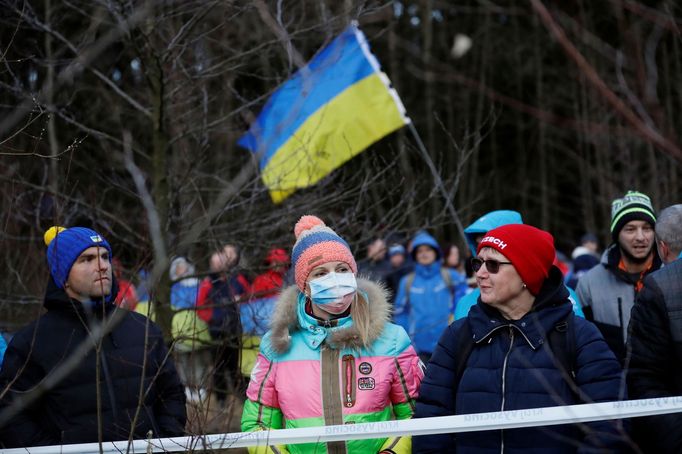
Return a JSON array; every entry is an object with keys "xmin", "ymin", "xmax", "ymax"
[{"xmin": 470, "ymin": 257, "xmax": 513, "ymax": 274}]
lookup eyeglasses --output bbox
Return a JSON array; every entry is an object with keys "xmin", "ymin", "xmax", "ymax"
[{"xmin": 471, "ymin": 257, "xmax": 513, "ymax": 274}]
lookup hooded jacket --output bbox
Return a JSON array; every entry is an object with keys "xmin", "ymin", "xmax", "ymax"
[
  {"xmin": 169, "ymin": 257, "xmax": 200, "ymax": 310},
  {"xmin": 251, "ymin": 248, "xmax": 290, "ymax": 300},
  {"xmin": 0, "ymin": 278, "xmax": 186, "ymax": 447},
  {"xmin": 414, "ymin": 267, "xmax": 627, "ymax": 453},
  {"xmin": 241, "ymin": 278, "xmax": 423, "ymax": 454},
  {"xmin": 463, "ymin": 210, "xmax": 523, "ymax": 256},
  {"xmin": 394, "ymin": 232, "xmax": 467, "ymax": 355}
]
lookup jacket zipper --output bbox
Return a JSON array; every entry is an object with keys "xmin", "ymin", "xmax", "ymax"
[
  {"xmin": 500, "ymin": 326, "xmax": 514, "ymax": 453},
  {"xmin": 321, "ymin": 347, "xmax": 346, "ymax": 454},
  {"xmin": 342, "ymin": 355, "xmax": 356, "ymax": 408}
]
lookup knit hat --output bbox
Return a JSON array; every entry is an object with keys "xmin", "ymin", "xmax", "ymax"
[
  {"xmin": 291, "ymin": 215, "xmax": 357, "ymax": 291},
  {"xmin": 388, "ymin": 244, "xmax": 406, "ymax": 257},
  {"xmin": 477, "ymin": 224, "xmax": 555, "ymax": 295},
  {"xmin": 44, "ymin": 226, "xmax": 112, "ymax": 288},
  {"xmin": 610, "ymin": 191, "xmax": 656, "ymax": 242}
]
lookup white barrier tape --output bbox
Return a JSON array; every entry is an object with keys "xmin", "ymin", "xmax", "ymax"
[{"xmin": 4, "ymin": 396, "xmax": 682, "ymax": 453}]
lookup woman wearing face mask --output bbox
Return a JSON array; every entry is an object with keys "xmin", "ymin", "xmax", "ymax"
[{"xmin": 242, "ymin": 215, "xmax": 423, "ymax": 454}]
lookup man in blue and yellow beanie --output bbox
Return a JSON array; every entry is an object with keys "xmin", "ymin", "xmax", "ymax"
[
  {"xmin": 44, "ymin": 226, "xmax": 114, "ymax": 303},
  {"xmin": 0, "ymin": 226, "xmax": 186, "ymax": 447}
]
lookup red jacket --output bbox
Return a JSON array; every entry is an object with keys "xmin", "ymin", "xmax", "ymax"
[{"xmin": 196, "ymin": 273, "xmax": 250, "ymax": 323}]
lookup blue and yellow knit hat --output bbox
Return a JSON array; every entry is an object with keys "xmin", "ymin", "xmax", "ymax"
[
  {"xmin": 610, "ymin": 191, "xmax": 656, "ymax": 242},
  {"xmin": 44, "ymin": 226, "xmax": 112, "ymax": 288}
]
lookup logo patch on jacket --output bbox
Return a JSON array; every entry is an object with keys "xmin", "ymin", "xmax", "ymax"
[
  {"xmin": 358, "ymin": 362, "xmax": 372, "ymax": 375},
  {"xmin": 358, "ymin": 377, "xmax": 375, "ymax": 390}
]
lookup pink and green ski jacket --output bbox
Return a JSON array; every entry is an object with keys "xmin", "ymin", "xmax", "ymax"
[{"xmin": 241, "ymin": 278, "xmax": 423, "ymax": 454}]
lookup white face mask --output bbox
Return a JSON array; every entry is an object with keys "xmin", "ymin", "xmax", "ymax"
[{"xmin": 308, "ymin": 272, "xmax": 357, "ymax": 314}]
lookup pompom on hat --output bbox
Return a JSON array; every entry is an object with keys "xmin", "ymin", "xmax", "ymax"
[
  {"xmin": 44, "ymin": 226, "xmax": 112, "ymax": 288},
  {"xmin": 477, "ymin": 224, "xmax": 555, "ymax": 295},
  {"xmin": 291, "ymin": 215, "xmax": 357, "ymax": 291}
]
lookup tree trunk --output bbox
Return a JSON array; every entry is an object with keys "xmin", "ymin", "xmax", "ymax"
[
  {"xmin": 389, "ymin": 14, "xmax": 417, "ymax": 227},
  {"xmin": 146, "ymin": 10, "xmax": 172, "ymax": 341},
  {"xmin": 45, "ymin": 0, "xmax": 60, "ymax": 219},
  {"xmin": 534, "ymin": 14, "xmax": 549, "ymax": 230}
]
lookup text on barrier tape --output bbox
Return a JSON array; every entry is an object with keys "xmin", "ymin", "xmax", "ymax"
[{"xmin": 5, "ymin": 396, "xmax": 682, "ymax": 454}]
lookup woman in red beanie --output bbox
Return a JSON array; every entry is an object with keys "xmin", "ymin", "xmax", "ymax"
[{"xmin": 414, "ymin": 224, "xmax": 631, "ymax": 453}]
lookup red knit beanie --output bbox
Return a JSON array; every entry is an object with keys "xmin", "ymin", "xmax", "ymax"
[{"xmin": 476, "ymin": 224, "xmax": 555, "ymax": 295}]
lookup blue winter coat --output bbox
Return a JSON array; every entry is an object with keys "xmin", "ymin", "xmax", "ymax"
[
  {"xmin": 414, "ymin": 267, "xmax": 627, "ymax": 453},
  {"xmin": 454, "ymin": 286, "xmax": 585, "ymax": 320},
  {"xmin": 394, "ymin": 232, "xmax": 467, "ymax": 355},
  {"xmin": 170, "ymin": 278, "xmax": 200, "ymax": 309}
]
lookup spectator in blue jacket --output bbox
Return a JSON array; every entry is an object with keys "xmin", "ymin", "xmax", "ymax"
[
  {"xmin": 169, "ymin": 256, "xmax": 200, "ymax": 309},
  {"xmin": 414, "ymin": 224, "xmax": 628, "ymax": 453},
  {"xmin": 394, "ymin": 231, "xmax": 467, "ymax": 362},
  {"xmin": 454, "ymin": 209, "xmax": 584, "ymax": 320}
]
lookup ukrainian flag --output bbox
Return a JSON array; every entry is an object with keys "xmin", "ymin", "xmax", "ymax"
[{"xmin": 237, "ymin": 23, "xmax": 410, "ymax": 203}]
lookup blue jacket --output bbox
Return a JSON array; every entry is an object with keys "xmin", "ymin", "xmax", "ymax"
[
  {"xmin": 394, "ymin": 232, "xmax": 467, "ymax": 355},
  {"xmin": 170, "ymin": 278, "xmax": 200, "ymax": 309},
  {"xmin": 414, "ymin": 267, "xmax": 627, "ymax": 453},
  {"xmin": 454, "ymin": 286, "xmax": 585, "ymax": 320}
]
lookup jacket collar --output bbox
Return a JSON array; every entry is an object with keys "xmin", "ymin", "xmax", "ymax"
[
  {"xmin": 43, "ymin": 275, "xmax": 118, "ymax": 318},
  {"xmin": 468, "ymin": 266, "xmax": 571, "ymax": 349},
  {"xmin": 268, "ymin": 278, "xmax": 391, "ymax": 354},
  {"xmin": 604, "ymin": 243, "xmax": 662, "ymax": 285}
]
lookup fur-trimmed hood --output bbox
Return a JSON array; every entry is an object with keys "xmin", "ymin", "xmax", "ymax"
[{"xmin": 268, "ymin": 278, "xmax": 391, "ymax": 354}]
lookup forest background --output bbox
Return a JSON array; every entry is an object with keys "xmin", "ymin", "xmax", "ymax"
[{"xmin": 1, "ymin": 0, "xmax": 681, "ymax": 337}]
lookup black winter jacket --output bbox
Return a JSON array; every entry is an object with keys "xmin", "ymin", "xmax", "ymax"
[
  {"xmin": 0, "ymin": 278, "xmax": 186, "ymax": 447},
  {"xmin": 627, "ymin": 259, "xmax": 682, "ymax": 453},
  {"xmin": 414, "ymin": 267, "xmax": 628, "ymax": 453}
]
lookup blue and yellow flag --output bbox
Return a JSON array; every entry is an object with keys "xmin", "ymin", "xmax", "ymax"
[{"xmin": 237, "ymin": 23, "xmax": 410, "ymax": 203}]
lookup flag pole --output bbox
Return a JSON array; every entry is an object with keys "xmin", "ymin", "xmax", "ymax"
[{"xmin": 406, "ymin": 121, "xmax": 467, "ymax": 244}]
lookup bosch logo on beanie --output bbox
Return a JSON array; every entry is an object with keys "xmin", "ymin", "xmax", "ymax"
[
  {"xmin": 477, "ymin": 224, "xmax": 555, "ymax": 295},
  {"xmin": 479, "ymin": 236, "xmax": 508, "ymax": 250}
]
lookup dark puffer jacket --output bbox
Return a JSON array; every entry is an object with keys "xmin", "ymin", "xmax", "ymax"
[
  {"xmin": 0, "ymin": 278, "xmax": 186, "ymax": 447},
  {"xmin": 414, "ymin": 267, "xmax": 628, "ymax": 453},
  {"xmin": 627, "ymin": 259, "xmax": 682, "ymax": 453}
]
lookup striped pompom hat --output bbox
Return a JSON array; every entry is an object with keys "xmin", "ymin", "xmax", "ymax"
[{"xmin": 291, "ymin": 215, "xmax": 357, "ymax": 291}]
